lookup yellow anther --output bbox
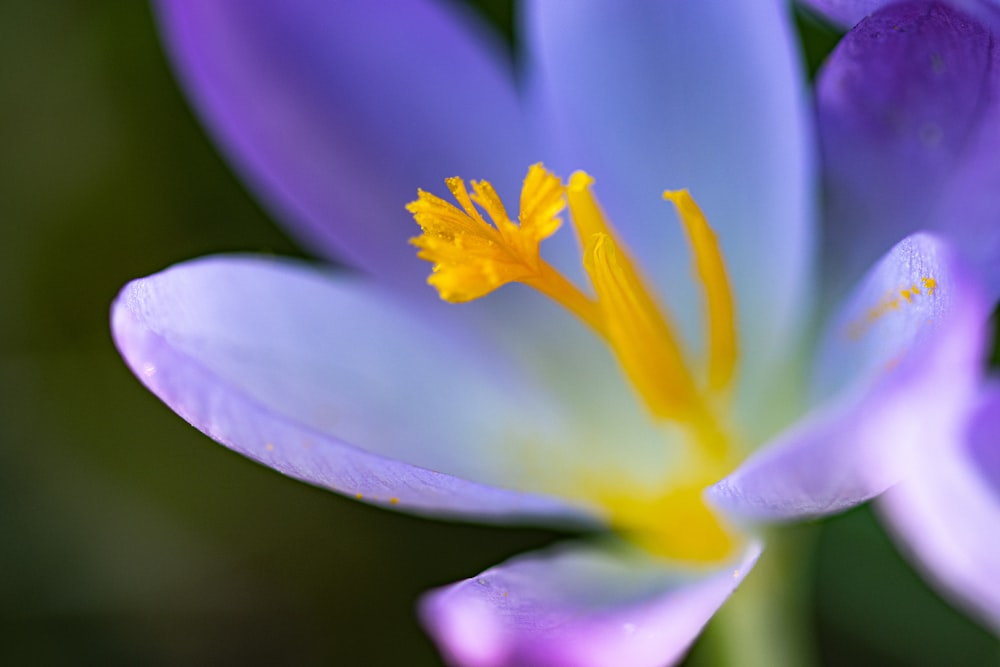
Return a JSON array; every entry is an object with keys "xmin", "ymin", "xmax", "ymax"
[
  {"xmin": 584, "ymin": 232, "xmax": 703, "ymax": 422},
  {"xmin": 566, "ymin": 171, "xmax": 612, "ymax": 241},
  {"xmin": 664, "ymin": 190, "xmax": 737, "ymax": 393},
  {"xmin": 568, "ymin": 172, "xmax": 713, "ymax": 423}
]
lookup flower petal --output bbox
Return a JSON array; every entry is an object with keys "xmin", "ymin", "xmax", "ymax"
[
  {"xmin": 524, "ymin": 0, "xmax": 816, "ymax": 395},
  {"xmin": 111, "ymin": 255, "xmax": 596, "ymax": 524},
  {"xmin": 879, "ymin": 384, "xmax": 1000, "ymax": 633},
  {"xmin": 711, "ymin": 233, "xmax": 989, "ymax": 520},
  {"xmin": 420, "ymin": 540, "xmax": 761, "ymax": 667},
  {"xmin": 816, "ymin": 1, "xmax": 1000, "ymax": 300},
  {"xmin": 802, "ymin": 0, "xmax": 1000, "ymax": 29},
  {"xmin": 155, "ymin": 0, "xmax": 530, "ymax": 290},
  {"xmin": 799, "ymin": 0, "xmax": 896, "ymax": 27}
]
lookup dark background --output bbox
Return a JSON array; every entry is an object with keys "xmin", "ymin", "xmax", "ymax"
[{"xmin": 2, "ymin": 2, "xmax": 997, "ymax": 665}]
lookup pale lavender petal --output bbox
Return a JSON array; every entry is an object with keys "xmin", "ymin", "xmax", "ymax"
[
  {"xmin": 711, "ymin": 233, "xmax": 989, "ymax": 520},
  {"xmin": 111, "ymin": 255, "xmax": 595, "ymax": 525},
  {"xmin": 880, "ymin": 385, "xmax": 1000, "ymax": 633},
  {"xmin": 155, "ymin": 0, "xmax": 531, "ymax": 291},
  {"xmin": 816, "ymin": 1, "xmax": 1000, "ymax": 300},
  {"xmin": 421, "ymin": 541, "xmax": 761, "ymax": 667},
  {"xmin": 524, "ymin": 0, "xmax": 816, "ymax": 397}
]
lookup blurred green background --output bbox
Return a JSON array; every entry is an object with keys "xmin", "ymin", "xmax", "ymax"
[{"xmin": 1, "ymin": 2, "xmax": 997, "ymax": 665}]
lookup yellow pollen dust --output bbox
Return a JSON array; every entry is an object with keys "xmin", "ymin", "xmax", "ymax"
[
  {"xmin": 847, "ymin": 275, "xmax": 939, "ymax": 340},
  {"xmin": 408, "ymin": 164, "xmax": 742, "ymax": 563}
]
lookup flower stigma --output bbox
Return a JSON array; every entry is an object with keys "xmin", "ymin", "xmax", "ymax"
[{"xmin": 408, "ymin": 164, "xmax": 744, "ymax": 563}]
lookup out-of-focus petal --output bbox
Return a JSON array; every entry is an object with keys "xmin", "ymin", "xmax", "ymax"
[
  {"xmin": 880, "ymin": 385, "xmax": 1000, "ymax": 634},
  {"xmin": 155, "ymin": 0, "xmax": 530, "ymax": 292},
  {"xmin": 420, "ymin": 540, "xmax": 761, "ymax": 667},
  {"xmin": 711, "ymin": 233, "xmax": 989, "ymax": 520},
  {"xmin": 111, "ymin": 255, "xmax": 596, "ymax": 525},
  {"xmin": 524, "ymin": 0, "xmax": 816, "ymax": 401},
  {"xmin": 816, "ymin": 1, "xmax": 1000, "ymax": 300},
  {"xmin": 801, "ymin": 0, "xmax": 1000, "ymax": 29},
  {"xmin": 799, "ymin": 0, "xmax": 897, "ymax": 27}
]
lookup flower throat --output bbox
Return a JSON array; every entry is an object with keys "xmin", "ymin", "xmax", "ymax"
[{"xmin": 408, "ymin": 164, "xmax": 742, "ymax": 562}]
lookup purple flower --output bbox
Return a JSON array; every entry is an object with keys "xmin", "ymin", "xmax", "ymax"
[
  {"xmin": 806, "ymin": 0, "xmax": 1000, "ymax": 636},
  {"xmin": 112, "ymin": 1, "xmax": 995, "ymax": 664}
]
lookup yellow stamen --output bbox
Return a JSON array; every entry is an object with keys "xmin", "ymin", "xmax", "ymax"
[
  {"xmin": 565, "ymin": 171, "xmax": 613, "ymax": 241},
  {"xmin": 664, "ymin": 190, "xmax": 738, "ymax": 393},
  {"xmin": 584, "ymin": 232, "xmax": 704, "ymax": 422},
  {"xmin": 408, "ymin": 164, "xmax": 744, "ymax": 564},
  {"xmin": 568, "ymin": 172, "xmax": 710, "ymax": 424},
  {"xmin": 409, "ymin": 164, "xmax": 741, "ymax": 435}
]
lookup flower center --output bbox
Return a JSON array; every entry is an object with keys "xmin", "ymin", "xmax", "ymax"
[{"xmin": 408, "ymin": 164, "xmax": 743, "ymax": 563}]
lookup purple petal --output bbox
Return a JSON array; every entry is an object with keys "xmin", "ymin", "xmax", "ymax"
[
  {"xmin": 802, "ymin": 0, "xmax": 1000, "ymax": 28},
  {"xmin": 799, "ymin": 0, "xmax": 899, "ymax": 27},
  {"xmin": 880, "ymin": 385, "xmax": 1000, "ymax": 633},
  {"xmin": 421, "ymin": 541, "xmax": 761, "ymax": 667},
  {"xmin": 711, "ymin": 233, "xmax": 989, "ymax": 520},
  {"xmin": 111, "ymin": 255, "xmax": 595, "ymax": 525},
  {"xmin": 816, "ymin": 1, "xmax": 1000, "ymax": 300},
  {"xmin": 524, "ymin": 0, "xmax": 816, "ymax": 395},
  {"xmin": 155, "ymin": 0, "xmax": 531, "ymax": 291}
]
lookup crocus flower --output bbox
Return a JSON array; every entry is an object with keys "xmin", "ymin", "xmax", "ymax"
[
  {"xmin": 806, "ymin": 0, "xmax": 1000, "ymax": 636},
  {"xmin": 112, "ymin": 1, "xmax": 992, "ymax": 665}
]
